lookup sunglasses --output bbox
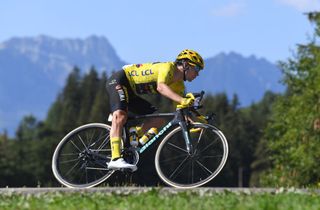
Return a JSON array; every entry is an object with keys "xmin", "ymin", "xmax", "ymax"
[
  {"xmin": 193, "ymin": 65, "xmax": 201, "ymax": 72},
  {"xmin": 187, "ymin": 61, "xmax": 202, "ymax": 72}
]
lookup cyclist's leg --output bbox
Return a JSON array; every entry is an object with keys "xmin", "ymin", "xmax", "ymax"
[
  {"xmin": 106, "ymin": 82, "xmax": 128, "ymax": 160},
  {"xmin": 128, "ymin": 96, "xmax": 160, "ymax": 133},
  {"xmin": 128, "ymin": 95, "xmax": 157, "ymax": 115},
  {"xmin": 109, "ymin": 113, "xmax": 137, "ymax": 170},
  {"xmin": 110, "ymin": 110, "xmax": 127, "ymax": 159},
  {"xmin": 106, "ymin": 71, "xmax": 137, "ymax": 170}
]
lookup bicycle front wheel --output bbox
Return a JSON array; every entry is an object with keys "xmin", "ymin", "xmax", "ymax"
[
  {"xmin": 155, "ymin": 123, "xmax": 228, "ymax": 188},
  {"xmin": 52, "ymin": 123, "xmax": 115, "ymax": 188}
]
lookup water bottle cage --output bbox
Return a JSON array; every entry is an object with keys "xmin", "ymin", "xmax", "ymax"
[{"xmin": 129, "ymin": 129, "xmax": 139, "ymax": 147}]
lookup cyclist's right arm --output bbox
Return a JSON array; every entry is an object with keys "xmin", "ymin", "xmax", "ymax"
[
  {"xmin": 157, "ymin": 82, "xmax": 194, "ymax": 108},
  {"xmin": 157, "ymin": 82, "xmax": 183, "ymax": 103},
  {"xmin": 156, "ymin": 63, "xmax": 193, "ymax": 106},
  {"xmin": 156, "ymin": 63, "xmax": 185, "ymax": 104}
]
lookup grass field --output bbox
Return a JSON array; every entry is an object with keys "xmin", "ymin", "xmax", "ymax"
[{"xmin": 0, "ymin": 189, "xmax": 320, "ymax": 210}]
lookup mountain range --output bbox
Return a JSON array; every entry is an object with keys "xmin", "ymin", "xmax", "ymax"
[{"xmin": 0, "ymin": 35, "xmax": 285, "ymax": 136}]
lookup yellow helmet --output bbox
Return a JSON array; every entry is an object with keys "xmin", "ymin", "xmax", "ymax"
[{"xmin": 176, "ymin": 49, "xmax": 204, "ymax": 70}]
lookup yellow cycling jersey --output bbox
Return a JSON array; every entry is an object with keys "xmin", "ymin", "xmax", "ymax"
[{"xmin": 122, "ymin": 62, "xmax": 185, "ymax": 96}]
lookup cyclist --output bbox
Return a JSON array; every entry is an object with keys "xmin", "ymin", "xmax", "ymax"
[{"xmin": 106, "ymin": 49, "xmax": 204, "ymax": 171}]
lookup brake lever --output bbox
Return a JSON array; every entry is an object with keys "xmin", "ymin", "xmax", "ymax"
[
  {"xmin": 199, "ymin": 91, "xmax": 205, "ymax": 102},
  {"xmin": 206, "ymin": 113, "xmax": 215, "ymax": 124},
  {"xmin": 193, "ymin": 91, "xmax": 205, "ymax": 99}
]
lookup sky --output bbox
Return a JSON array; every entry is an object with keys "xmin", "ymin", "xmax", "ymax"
[{"xmin": 1, "ymin": 0, "xmax": 320, "ymax": 64}]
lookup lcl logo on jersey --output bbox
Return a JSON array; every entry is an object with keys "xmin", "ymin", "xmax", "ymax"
[{"xmin": 129, "ymin": 69, "xmax": 154, "ymax": 76}]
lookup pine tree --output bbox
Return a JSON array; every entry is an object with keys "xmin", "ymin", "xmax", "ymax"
[
  {"xmin": 15, "ymin": 115, "xmax": 38, "ymax": 141},
  {"xmin": 58, "ymin": 67, "xmax": 82, "ymax": 132},
  {"xmin": 45, "ymin": 94, "xmax": 64, "ymax": 131},
  {"xmin": 77, "ymin": 67, "xmax": 99, "ymax": 124},
  {"xmin": 89, "ymin": 72, "xmax": 110, "ymax": 123}
]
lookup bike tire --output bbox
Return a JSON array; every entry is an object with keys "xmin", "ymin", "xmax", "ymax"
[
  {"xmin": 52, "ymin": 123, "xmax": 117, "ymax": 188},
  {"xmin": 155, "ymin": 123, "xmax": 228, "ymax": 188}
]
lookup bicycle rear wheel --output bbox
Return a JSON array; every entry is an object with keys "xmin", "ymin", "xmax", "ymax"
[
  {"xmin": 155, "ymin": 123, "xmax": 228, "ymax": 188},
  {"xmin": 52, "ymin": 123, "xmax": 116, "ymax": 188}
]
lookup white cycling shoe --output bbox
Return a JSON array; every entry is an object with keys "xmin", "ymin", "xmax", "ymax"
[{"xmin": 108, "ymin": 158, "xmax": 137, "ymax": 172}]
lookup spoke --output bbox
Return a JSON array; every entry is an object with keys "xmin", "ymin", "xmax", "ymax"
[
  {"xmin": 86, "ymin": 167, "xmax": 110, "ymax": 171},
  {"xmin": 167, "ymin": 142, "xmax": 188, "ymax": 153},
  {"xmin": 60, "ymin": 158, "xmax": 80, "ymax": 164},
  {"xmin": 70, "ymin": 140, "xmax": 82, "ymax": 152},
  {"xmin": 98, "ymin": 136, "xmax": 110, "ymax": 150},
  {"xmin": 88, "ymin": 131, "xmax": 101, "ymax": 148},
  {"xmin": 90, "ymin": 149, "xmax": 111, "ymax": 152},
  {"xmin": 78, "ymin": 134, "xmax": 88, "ymax": 150},
  {"xmin": 92, "ymin": 131, "xmax": 108, "ymax": 148},
  {"xmin": 65, "ymin": 160, "xmax": 81, "ymax": 176},
  {"xmin": 60, "ymin": 153, "xmax": 79, "ymax": 156},
  {"xmin": 196, "ymin": 160, "xmax": 213, "ymax": 175},
  {"xmin": 169, "ymin": 156, "xmax": 190, "ymax": 179},
  {"xmin": 97, "ymin": 139, "xmax": 110, "ymax": 151},
  {"xmin": 194, "ymin": 128, "xmax": 205, "ymax": 154},
  {"xmin": 96, "ymin": 133, "xmax": 110, "ymax": 151},
  {"xmin": 199, "ymin": 137, "xmax": 219, "ymax": 154},
  {"xmin": 160, "ymin": 154, "xmax": 188, "ymax": 164},
  {"xmin": 89, "ymin": 132, "xmax": 109, "ymax": 150},
  {"xmin": 197, "ymin": 128, "xmax": 205, "ymax": 144},
  {"xmin": 87, "ymin": 128, "xmax": 97, "ymax": 147},
  {"xmin": 201, "ymin": 155, "xmax": 223, "ymax": 159}
]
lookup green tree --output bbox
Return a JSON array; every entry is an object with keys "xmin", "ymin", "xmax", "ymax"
[
  {"xmin": 245, "ymin": 91, "xmax": 280, "ymax": 186},
  {"xmin": 261, "ymin": 12, "xmax": 320, "ymax": 187},
  {"xmin": 45, "ymin": 96, "xmax": 64, "ymax": 130},
  {"xmin": 58, "ymin": 67, "xmax": 82, "ymax": 132},
  {"xmin": 0, "ymin": 130, "xmax": 8, "ymax": 143},
  {"xmin": 89, "ymin": 72, "xmax": 110, "ymax": 123},
  {"xmin": 16, "ymin": 115, "xmax": 38, "ymax": 141},
  {"xmin": 78, "ymin": 67, "xmax": 99, "ymax": 124}
]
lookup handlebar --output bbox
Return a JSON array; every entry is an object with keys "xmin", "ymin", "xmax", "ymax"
[
  {"xmin": 187, "ymin": 91, "xmax": 215, "ymax": 123},
  {"xmin": 192, "ymin": 91, "xmax": 205, "ymax": 100},
  {"xmin": 192, "ymin": 91, "xmax": 205, "ymax": 110}
]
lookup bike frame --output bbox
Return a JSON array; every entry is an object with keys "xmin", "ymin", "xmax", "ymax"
[{"xmin": 125, "ymin": 109, "xmax": 194, "ymax": 155}]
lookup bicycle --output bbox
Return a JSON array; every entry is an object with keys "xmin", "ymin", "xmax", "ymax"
[{"xmin": 52, "ymin": 91, "xmax": 229, "ymax": 189}]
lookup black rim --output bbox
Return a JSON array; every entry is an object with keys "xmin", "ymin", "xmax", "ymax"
[
  {"xmin": 158, "ymin": 125, "xmax": 225, "ymax": 186},
  {"xmin": 56, "ymin": 126, "xmax": 113, "ymax": 186}
]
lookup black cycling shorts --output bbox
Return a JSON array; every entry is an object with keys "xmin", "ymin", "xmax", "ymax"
[{"xmin": 106, "ymin": 70, "xmax": 157, "ymax": 115}]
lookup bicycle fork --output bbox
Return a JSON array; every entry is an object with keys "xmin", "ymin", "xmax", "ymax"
[{"xmin": 179, "ymin": 121, "xmax": 194, "ymax": 155}]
